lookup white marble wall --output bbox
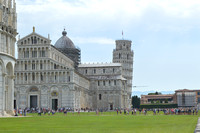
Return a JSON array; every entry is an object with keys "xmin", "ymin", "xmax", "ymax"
[
  {"xmin": 0, "ymin": 62, "xmax": 3, "ymax": 113},
  {"xmin": 78, "ymin": 64, "xmax": 129, "ymax": 110},
  {"xmin": 0, "ymin": 56, "xmax": 16, "ymax": 116}
]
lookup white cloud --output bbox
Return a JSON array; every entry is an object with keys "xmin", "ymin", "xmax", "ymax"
[
  {"xmin": 16, "ymin": 0, "xmax": 200, "ymax": 35},
  {"xmin": 16, "ymin": 0, "xmax": 200, "ymax": 17},
  {"xmin": 71, "ymin": 37, "xmax": 114, "ymax": 45}
]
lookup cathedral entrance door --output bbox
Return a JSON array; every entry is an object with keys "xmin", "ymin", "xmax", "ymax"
[
  {"xmin": 30, "ymin": 95, "xmax": 37, "ymax": 108},
  {"xmin": 110, "ymin": 104, "xmax": 113, "ymax": 110},
  {"xmin": 14, "ymin": 100, "xmax": 16, "ymax": 109},
  {"xmin": 52, "ymin": 99, "xmax": 58, "ymax": 110}
]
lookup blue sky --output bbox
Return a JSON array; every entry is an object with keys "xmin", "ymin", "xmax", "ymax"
[{"xmin": 15, "ymin": 0, "xmax": 200, "ymax": 95}]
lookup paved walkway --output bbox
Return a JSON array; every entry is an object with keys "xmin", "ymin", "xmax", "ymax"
[
  {"xmin": 194, "ymin": 118, "xmax": 200, "ymax": 133},
  {"xmin": 0, "ymin": 115, "xmax": 31, "ymax": 118}
]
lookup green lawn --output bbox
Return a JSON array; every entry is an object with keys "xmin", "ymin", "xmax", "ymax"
[{"xmin": 0, "ymin": 112, "xmax": 198, "ymax": 133}]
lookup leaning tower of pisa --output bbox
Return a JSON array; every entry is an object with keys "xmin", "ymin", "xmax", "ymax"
[{"xmin": 113, "ymin": 39, "xmax": 134, "ymax": 108}]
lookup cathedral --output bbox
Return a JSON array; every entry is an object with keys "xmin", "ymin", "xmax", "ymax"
[
  {"xmin": 0, "ymin": 0, "xmax": 134, "ymax": 115},
  {"xmin": 14, "ymin": 28, "xmax": 134, "ymax": 111}
]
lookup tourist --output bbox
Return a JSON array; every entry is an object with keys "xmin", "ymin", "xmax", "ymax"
[
  {"xmin": 124, "ymin": 109, "xmax": 126, "ymax": 115},
  {"xmin": 142, "ymin": 109, "xmax": 145, "ymax": 115},
  {"xmin": 100, "ymin": 109, "xmax": 103, "ymax": 115},
  {"xmin": 38, "ymin": 109, "xmax": 41, "ymax": 116},
  {"xmin": 14, "ymin": 109, "xmax": 18, "ymax": 116},
  {"xmin": 64, "ymin": 109, "xmax": 67, "ymax": 115},
  {"xmin": 78, "ymin": 109, "xmax": 80, "ymax": 115},
  {"xmin": 52, "ymin": 110, "xmax": 55, "ymax": 115},
  {"xmin": 48, "ymin": 110, "xmax": 51, "ymax": 115},
  {"xmin": 134, "ymin": 108, "xmax": 137, "ymax": 115},
  {"xmin": 139, "ymin": 109, "xmax": 141, "ymax": 115},
  {"xmin": 96, "ymin": 109, "xmax": 99, "ymax": 115},
  {"xmin": 19, "ymin": 108, "xmax": 23, "ymax": 116},
  {"xmin": 144, "ymin": 109, "xmax": 147, "ymax": 115},
  {"xmin": 153, "ymin": 109, "xmax": 156, "ymax": 115},
  {"xmin": 24, "ymin": 108, "xmax": 26, "ymax": 116},
  {"xmin": 43, "ymin": 108, "xmax": 46, "ymax": 115}
]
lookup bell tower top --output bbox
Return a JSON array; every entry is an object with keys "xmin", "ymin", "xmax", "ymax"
[{"xmin": 115, "ymin": 40, "xmax": 132, "ymax": 51}]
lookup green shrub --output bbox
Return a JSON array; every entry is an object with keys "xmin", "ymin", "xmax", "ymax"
[{"xmin": 140, "ymin": 104, "xmax": 178, "ymax": 109}]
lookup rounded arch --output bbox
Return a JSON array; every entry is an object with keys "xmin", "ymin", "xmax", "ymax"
[
  {"xmin": 50, "ymin": 86, "xmax": 59, "ymax": 91},
  {"xmin": 29, "ymin": 86, "xmax": 39, "ymax": 92},
  {"xmin": 6, "ymin": 62, "xmax": 13, "ymax": 76},
  {"xmin": 4, "ymin": 62, "xmax": 14, "ymax": 112}
]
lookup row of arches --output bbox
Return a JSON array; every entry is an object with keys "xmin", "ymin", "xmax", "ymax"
[
  {"xmin": 0, "ymin": 32, "xmax": 15, "ymax": 57},
  {"xmin": 0, "ymin": 58, "xmax": 15, "ymax": 115}
]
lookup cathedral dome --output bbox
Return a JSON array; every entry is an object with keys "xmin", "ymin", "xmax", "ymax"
[{"xmin": 55, "ymin": 29, "xmax": 75, "ymax": 49}]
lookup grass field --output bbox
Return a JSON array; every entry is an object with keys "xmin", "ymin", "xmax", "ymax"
[{"xmin": 0, "ymin": 112, "xmax": 198, "ymax": 133}]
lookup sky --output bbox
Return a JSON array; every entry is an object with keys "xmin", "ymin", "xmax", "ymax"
[{"xmin": 15, "ymin": 0, "xmax": 200, "ymax": 96}]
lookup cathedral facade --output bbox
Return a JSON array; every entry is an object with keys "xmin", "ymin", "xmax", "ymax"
[
  {"xmin": 14, "ymin": 29, "xmax": 91, "ymax": 110},
  {"xmin": 0, "ymin": 0, "xmax": 17, "ymax": 116},
  {"xmin": 14, "ymin": 28, "xmax": 134, "ymax": 111}
]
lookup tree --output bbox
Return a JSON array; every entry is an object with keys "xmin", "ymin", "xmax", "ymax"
[
  {"xmin": 151, "ymin": 99, "xmax": 154, "ymax": 104},
  {"xmin": 156, "ymin": 100, "xmax": 160, "ymax": 104},
  {"xmin": 132, "ymin": 95, "xmax": 140, "ymax": 108},
  {"xmin": 165, "ymin": 99, "xmax": 168, "ymax": 103},
  {"xmin": 148, "ymin": 91, "xmax": 162, "ymax": 95}
]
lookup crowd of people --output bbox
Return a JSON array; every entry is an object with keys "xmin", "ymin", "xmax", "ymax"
[
  {"xmin": 116, "ymin": 108, "xmax": 199, "ymax": 115},
  {"xmin": 14, "ymin": 107, "xmax": 199, "ymax": 116},
  {"xmin": 14, "ymin": 107, "xmax": 94, "ymax": 116}
]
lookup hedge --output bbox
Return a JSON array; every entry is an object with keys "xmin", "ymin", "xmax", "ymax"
[{"xmin": 140, "ymin": 104, "xmax": 178, "ymax": 109}]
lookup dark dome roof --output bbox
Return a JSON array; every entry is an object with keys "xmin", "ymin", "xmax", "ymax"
[{"xmin": 55, "ymin": 29, "xmax": 75, "ymax": 49}]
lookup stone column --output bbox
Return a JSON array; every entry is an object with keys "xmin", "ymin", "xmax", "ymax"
[
  {"xmin": 28, "ymin": 48, "xmax": 31, "ymax": 58},
  {"xmin": 37, "ymin": 47, "xmax": 39, "ymax": 58},
  {"xmin": 45, "ymin": 73, "xmax": 47, "ymax": 83},
  {"xmin": 15, "ymin": 73, "xmax": 17, "ymax": 84},
  {"xmin": 9, "ymin": 75, "xmax": 15, "ymax": 113},
  {"xmin": 58, "ymin": 72, "xmax": 60, "ymax": 83},
  {"xmin": 53, "ymin": 72, "xmax": 55, "ymax": 83},
  {"xmin": 1, "ymin": 73, "xmax": 6, "ymax": 115},
  {"xmin": 30, "ymin": 60, "xmax": 32, "ymax": 71},
  {"xmin": 49, "ymin": 72, "xmax": 51, "ymax": 83},
  {"xmin": 22, "ymin": 73, "xmax": 24, "ymax": 84},
  {"xmin": 27, "ymin": 73, "xmax": 29, "ymax": 84},
  {"xmin": 0, "ymin": 33, "xmax": 1, "ymax": 53},
  {"xmin": 38, "ymin": 72, "xmax": 40, "ymax": 83},
  {"xmin": 30, "ymin": 73, "xmax": 32, "ymax": 84}
]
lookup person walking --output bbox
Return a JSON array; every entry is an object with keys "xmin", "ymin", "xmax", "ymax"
[{"xmin": 24, "ymin": 108, "xmax": 26, "ymax": 116}]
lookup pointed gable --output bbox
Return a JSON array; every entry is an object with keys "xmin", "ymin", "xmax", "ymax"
[{"xmin": 17, "ymin": 32, "xmax": 51, "ymax": 46}]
